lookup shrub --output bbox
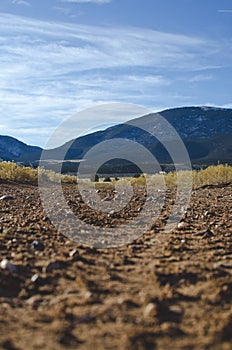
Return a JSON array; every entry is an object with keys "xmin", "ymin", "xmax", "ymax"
[
  {"xmin": 0, "ymin": 161, "xmax": 77, "ymax": 183},
  {"xmin": 0, "ymin": 162, "xmax": 231, "ymax": 189},
  {"xmin": 103, "ymin": 176, "xmax": 111, "ymax": 182},
  {"xmin": 0, "ymin": 161, "xmax": 38, "ymax": 182},
  {"xmin": 90, "ymin": 173, "xmax": 99, "ymax": 182}
]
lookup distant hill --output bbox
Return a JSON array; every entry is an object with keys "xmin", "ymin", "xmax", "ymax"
[
  {"xmin": 1, "ymin": 106, "xmax": 232, "ymax": 173},
  {"xmin": 0, "ymin": 135, "xmax": 42, "ymax": 164},
  {"xmin": 42, "ymin": 106, "xmax": 232, "ymax": 173}
]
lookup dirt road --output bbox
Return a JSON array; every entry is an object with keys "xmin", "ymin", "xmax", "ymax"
[{"xmin": 0, "ymin": 180, "xmax": 232, "ymax": 349}]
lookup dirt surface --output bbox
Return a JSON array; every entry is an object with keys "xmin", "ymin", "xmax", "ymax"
[{"xmin": 0, "ymin": 180, "xmax": 232, "ymax": 350}]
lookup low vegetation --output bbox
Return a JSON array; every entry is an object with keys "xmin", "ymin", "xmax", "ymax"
[
  {"xmin": 192, "ymin": 164, "xmax": 232, "ymax": 188},
  {"xmin": 0, "ymin": 161, "xmax": 38, "ymax": 183},
  {"xmin": 0, "ymin": 161, "xmax": 76, "ymax": 184},
  {"xmin": 0, "ymin": 161, "xmax": 231, "ymax": 189},
  {"xmin": 130, "ymin": 164, "xmax": 232, "ymax": 189}
]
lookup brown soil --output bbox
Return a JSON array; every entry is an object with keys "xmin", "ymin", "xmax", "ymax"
[{"xmin": 0, "ymin": 180, "xmax": 232, "ymax": 350}]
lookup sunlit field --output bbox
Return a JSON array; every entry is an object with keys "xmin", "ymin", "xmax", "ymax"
[{"xmin": 0, "ymin": 161, "xmax": 231, "ymax": 189}]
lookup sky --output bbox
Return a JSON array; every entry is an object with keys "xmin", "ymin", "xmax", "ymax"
[{"xmin": 0, "ymin": 0, "xmax": 232, "ymax": 147}]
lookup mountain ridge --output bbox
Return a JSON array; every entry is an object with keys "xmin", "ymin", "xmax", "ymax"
[
  {"xmin": 0, "ymin": 135, "xmax": 42, "ymax": 163},
  {"xmin": 0, "ymin": 106, "xmax": 232, "ymax": 171},
  {"xmin": 43, "ymin": 106, "xmax": 232, "ymax": 171}
]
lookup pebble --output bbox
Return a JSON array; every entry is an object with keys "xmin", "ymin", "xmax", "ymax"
[
  {"xmin": 213, "ymin": 262, "xmax": 232, "ymax": 269},
  {"xmin": 0, "ymin": 258, "xmax": 16, "ymax": 273},
  {"xmin": 69, "ymin": 249, "xmax": 77, "ymax": 258},
  {"xmin": 0, "ymin": 195, "xmax": 15, "ymax": 201},
  {"xmin": 177, "ymin": 222, "xmax": 188, "ymax": 230},
  {"xmin": 31, "ymin": 240, "xmax": 45, "ymax": 251},
  {"xmin": 117, "ymin": 297, "xmax": 125, "ymax": 305},
  {"xmin": 26, "ymin": 295, "xmax": 43, "ymax": 307},
  {"xmin": 45, "ymin": 261, "xmax": 62, "ymax": 273},
  {"xmin": 84, "ymin": 291, "xmax": 92, "ymax": 299},
  {"xmin": 101, "ymin": 196, "xmax": 111, "ymax": 202},
  {"xmin": 143, "ymin": 303, "xmax": 157, "ymax": 317},
  {"xmin": 31, "ymin": 274, "xmax": 43, "ymax": 284},
  {"xmin": 169, "ymin": 304, "xmax": 184, "ymax": 315}
]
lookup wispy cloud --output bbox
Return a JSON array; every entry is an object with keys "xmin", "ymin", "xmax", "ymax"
[
  {"xmin": 221, "ymin": 103, "xmax": 232, "ymax": 108},
  {"xmin": 0, "ymin": 13, "xmax": 230, "ymax": 146},
  {"xmin": 204, "ymin": 102, "xmax": 232, "ymax": 110},
  {"xmin": 218, "ymin": 9, "xmax": 232, "ymax": 13},
  {"xmin": 188, "ymin": 74, "xmax": 212, "ymax": 83},
  {"xmin": 53, "ymin": 6, "xmax": 80, "ymax": 18},
  {"xmin": 10, "ymin": 0, "xmax": 31, "ymax": 6},
  {"xmin": 0, "ymin": 14, "xmax": 218, "ymax": 73},
  {"xmin": 60, "ymin": 0, "xmax": 112, "ymax": 4}
]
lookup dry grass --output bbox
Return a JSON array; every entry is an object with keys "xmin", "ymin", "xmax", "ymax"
[
  {"xmin": 0, "ymin": 161, "xmax": 231, "ymax": 189},
  {"xmin": 132, "ymin": 164, "xmax": 232, "ymax": 189},
  {"xmin": 0, "ymin": 161, "xmax": 38, "ymax": 183},
  {"xmin": 192, "ymin": 164, "xmax": 232, "ymax": 188},
  {"xmin": 0, "ymin": 161, "xmax": 76, "ymax": 184}
]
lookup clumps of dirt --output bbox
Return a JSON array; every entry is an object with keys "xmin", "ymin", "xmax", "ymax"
[{"xmin": 0, "ymin": 180, "xmax": 231, "ymax": 349}]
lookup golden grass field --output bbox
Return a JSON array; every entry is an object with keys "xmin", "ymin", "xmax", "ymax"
[{"xmin": 0, "ymin": 161, "xmax": 231, "ymax": 189}]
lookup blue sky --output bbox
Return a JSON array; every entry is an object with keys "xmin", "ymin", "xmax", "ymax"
[{"xmin": 0, "ymin": 0, "xmax": 232, "ymax": 147}]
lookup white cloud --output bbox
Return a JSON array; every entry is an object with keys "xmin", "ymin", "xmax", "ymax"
[
  {"xmin": 10, "ymin": 0, "xmax": 31, "ymax": 6},
  {"xmin": 60, "ymin": 0, "xmax": 111, "ymax": 4},
  {"xmin": 218, "ymin": 9, "xmax": 232, "ymax": 13},
  {"xmin": 0, "ymin": 14, "xmax": 217, "ymax": 73},
  {"xmin": 216, "ymin": 103, "xmax": 232, "ymax": 109},
  {"xmin": 188, "ymin": 74, "xmax": 212, "ymax": 83},
  {"xmin": 0, "ymin": 13, "xmax": 230, "ymax": 146},
  {"xmin": 53, "ymin": 6, "xmax": 81, "ymax": 17}
]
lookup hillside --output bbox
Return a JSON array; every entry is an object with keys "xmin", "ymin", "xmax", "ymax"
[
  {"xmin": 0, "ymin": 135, "xmax": 42, "ymax": 164},
  {"xmin": 42, "ymin": 106, "xmax": 232, "ymax": 173},
  {"xmin": 1, "ymin": 106, "xmax": 232, "ymax": 172}
]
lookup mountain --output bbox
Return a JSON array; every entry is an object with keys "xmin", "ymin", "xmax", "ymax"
[
  {"xmin": 0, "ymin": 135, "xmax": 42, "ymax": 164},
  {"xmin": 42, "ymin": 106, "xmax": 232, "ymax": 173},
  {"xmin": 1, "ymin": 106, "xmax": 232, "ymax": 173}
]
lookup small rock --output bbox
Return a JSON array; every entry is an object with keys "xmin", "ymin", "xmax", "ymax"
[
  {"xmin": 26, "ymin": 295, "xmax": 43, "ymax": 307},
  {"xmin": 177, "ymin": 222, "xmax": 188, "ymax": 230},
  {"xmin": 45, "ymin": 261, "xmax": 63, "ymax": 273},
  {"xmin": 69, "ymin": 249, "xmax": 77, "ymax": 258},
  {"xmin": 117, "ymin": 297, "xmax": 125, "ymax": 305},
  {"xmin": 143, "ymin": 303, "xmax": 157, "ymax": 317},
  {"xmin": 0, "ymin": 195, "xmax": 14, "ymax": 201},
  {"xmin": 84, "ymin": 291, "xmax": 92, "ymax": 299},
  {"xmin": 31, "ymin": 240, "xmax": 45, "ymax": 251},
  {"xmin": 147, "ymin": 196, "xmax": 155, "ymax": 202},
  {"xmin": 213, "ymin": 262, "xmax": 222, "ymax": 269},
  {"xmin": 169, "ymin": 304, "xmax": 184, "ymax": 315},
  {"xmin": 213, "ymin": 262, "xmax": 232, "ymax": 269},
  {"xmin": 0, "ymin": 259, "xmax": 16, "ymax": 273},
  {"xmin": 31, "ymin": 274, "xmax": 43, "ymax": 284},
  {"xmin": 101, "ymin": 196, "xmax": 111, "ymax": 202}
]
